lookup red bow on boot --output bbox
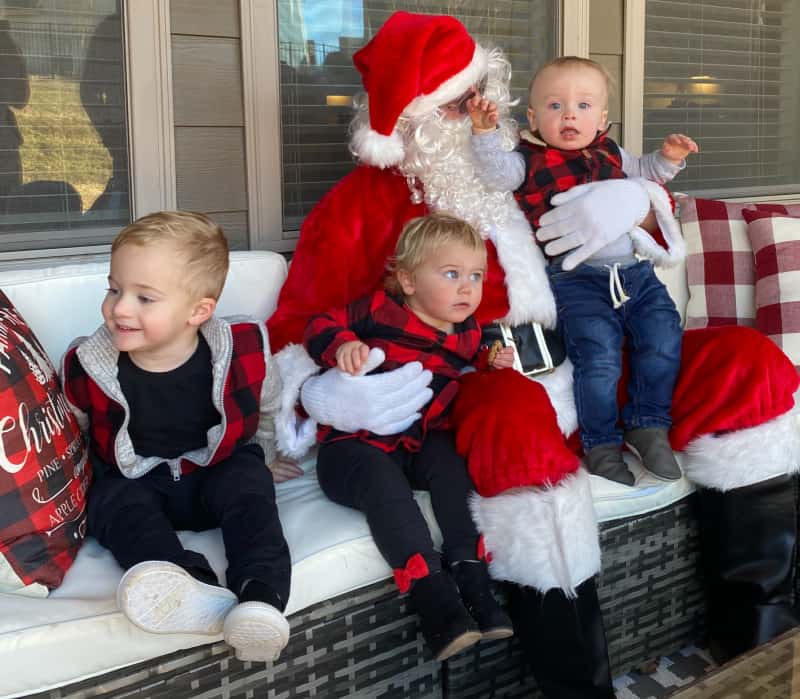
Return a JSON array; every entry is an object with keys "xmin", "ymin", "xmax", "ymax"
[{"xmin": 393, "ymin": 553, "xmax": 429, "ymax": 593}]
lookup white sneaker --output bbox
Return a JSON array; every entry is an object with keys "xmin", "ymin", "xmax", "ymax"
[
  {"xmin": 117, "ymin": 560, "xmax": 237, "ymax": 635},
  {"xmin": 223, "ymin": 601, "xmax": 290, "ymax": 662}
]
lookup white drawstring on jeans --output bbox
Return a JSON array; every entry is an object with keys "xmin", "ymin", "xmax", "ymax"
[{"xmin": 605, "ymin": 263, "xmax": 630, "ymax": 309}]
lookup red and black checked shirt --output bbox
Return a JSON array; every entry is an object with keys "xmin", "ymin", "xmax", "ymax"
[
  {"xmin": 304, "ymin": 290, "xmax": 481, "ymax": 452},
  {"xmin": 62, "ymin": 321, "xmax": 268, "ymax": 476},
  {"xmin": 514, "ymin": 131, "xmax": 626, "ymax": 259}
]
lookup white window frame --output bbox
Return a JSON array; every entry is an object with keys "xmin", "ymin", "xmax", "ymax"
[
  {"xmin": 243, "ymin": 0, "xmax": 590, "ymax": 251},
  {"xmin": 0, "ymin": 0, "xmax": 177, "ymax": 264},
  {"xmin": 126, "ymin": 0, "xmax": 177, "ymax": 220},
  {"xmin": 622, "ymin": 0, "xmax": 800, "ymax": 204}
]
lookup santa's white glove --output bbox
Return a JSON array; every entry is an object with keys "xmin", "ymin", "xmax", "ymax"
[
  {"xmin": 300, "ymin": 348, "xmax": 433, "ymax": 436},
  {"xmin": 536, "ymin": 179, "xmax": 651, "ymax": 271}
]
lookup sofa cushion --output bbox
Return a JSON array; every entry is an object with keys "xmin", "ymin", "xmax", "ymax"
[
  {"xmin": 0, "ymin": 290, "xmax": 90, "ymax": 596},
  {"xmin": 0, "ymin": 249, "xmax": 696, "ymax": 696},
  {"xmin": 743, "ymin": 210, "xmax": 800, "ymax": 370},
  {"xmin": 678, "ymin": 197, "xmax": 800, "ymax": 329},
  {"xmin": 0, "ymin": 251, "xmax": 288, "ymax": 366},
  {"xmin": 0, "ymin": 447, "xmax": 695, "ymax": 698}
]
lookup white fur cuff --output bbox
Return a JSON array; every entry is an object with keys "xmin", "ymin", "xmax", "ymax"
[
  {"xmin": 630, "ymin": 178, "xmax": 686, "ymax": 268},
  {"xmin": 274, "ymin": 343, "xmax": 320, "ymax": 459},
  {"xmin": 683, "ymin": 412, "xmax": 800, "ymax": 491},
  {"xmin": 494, "ymin": 208, "xmax": 557, "ymax": 328},
  {"xmin": 470, "ymin": 469, "xmax": 601, "ymax": 596},
  {"xmin": 533, "ymin": 360, "xmax": 578, "ymax": 437}
]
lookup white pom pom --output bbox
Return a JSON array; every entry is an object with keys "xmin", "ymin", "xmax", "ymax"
[{"xmin": 351, "ymin": 125, "xmax": 406, "ymax": 168}]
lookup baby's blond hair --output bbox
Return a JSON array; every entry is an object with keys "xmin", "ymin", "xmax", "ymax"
[
  {"xmin": 112, "ymin": 211, "xmax": 229, "ymax": 299},
  {"xmin": 385, "ymin": 213, "xmax": 485, "ymax": 295},
  {"xmin": 528, "ymin": 56, "xmax": 613, "ymax": 107}
]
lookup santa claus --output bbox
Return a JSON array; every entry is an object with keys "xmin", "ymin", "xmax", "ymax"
[{"xmin": 268, "ymin": 11, "xmax": 800, "ymax": 695}]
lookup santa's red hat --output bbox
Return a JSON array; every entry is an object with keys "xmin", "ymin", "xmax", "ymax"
[{"xmin": 351, "ymin": 11, "xmax": 487, "ymax": 168}]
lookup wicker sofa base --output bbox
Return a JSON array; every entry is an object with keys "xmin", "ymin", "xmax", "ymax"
[{"xmin": 25, "ymin": 498, "xmax": 703, "ymax": 699}]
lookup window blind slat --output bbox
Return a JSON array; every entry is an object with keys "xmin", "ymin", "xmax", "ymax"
[
  {"xmin": 644, "ymin": 0, "xmax": 800, "ymax": 197},
  {"xmin": 277, "ymin": 0, "xmax": 557, "ymax": 231},
  {"xmin": 0, "ymin": 2, "xmax": 131, "ymax": 249}
]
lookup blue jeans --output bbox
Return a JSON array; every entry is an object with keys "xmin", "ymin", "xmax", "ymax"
[{"xmin": 548, "ymin": 260, "xmax": 682, "ymax": 451}]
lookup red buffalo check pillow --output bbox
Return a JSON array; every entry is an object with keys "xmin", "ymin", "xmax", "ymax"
[
  {"xmin": 0, "ymin": 290, "xmax": 89, "ymax": 595},
  {"xmin": 678, "ymin": 197, "xmax": 800, "ymax": 329},
  {"xmin": 742, "ymin": 210, "xmax": 800, "ymax": 370}
]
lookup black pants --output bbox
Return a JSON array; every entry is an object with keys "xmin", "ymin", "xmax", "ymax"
[
  {"xmin": 88, "ymin": 443, "xmax": 291, "ymax": 610},
  {"xmin": 316, "ymin": 431, "xmax": 479, "ymax": 570}
]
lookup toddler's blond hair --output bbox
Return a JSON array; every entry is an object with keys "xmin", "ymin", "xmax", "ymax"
[
  {"xmin": 112, "ymin": 211, "xmax": 229, "ymax": 299},
  {"xmin": 385, "ymin": 213, "xmax": 485, "ymax": 295},
  {"xmin": 528, "ymin": 56, "xmax": 613, "ymax": 107}
]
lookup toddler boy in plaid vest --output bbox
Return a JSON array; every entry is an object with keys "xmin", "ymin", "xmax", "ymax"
[
  {"xmin": 61, "ymin": 211, "xmax": 298, "ymax": 662},
  {"xmin": 303, "ymin": 213, "xmax": 514, "ymax": 662},
  {"xmin": 468, "ymin": 57, "xmax": 698, "ymax": 485}
]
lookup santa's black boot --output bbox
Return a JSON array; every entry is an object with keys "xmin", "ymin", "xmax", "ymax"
[
  {"xmin": 408, "ymin": 569, "xmax": 482, "ymax": 662},
  {"xmin": 507, "ymin": 578, "xmax": 614, "ymax": 699},
  {"xmin": 694, "ymin": 473, "xmax": 800, "ymax": 663},
  {"xmin": 451, "ymin": 559, "xmax": 513, "ymax": 640}
]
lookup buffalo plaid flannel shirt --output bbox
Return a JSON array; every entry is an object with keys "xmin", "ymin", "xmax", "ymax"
[
  {"xmin": 304, "ymin": 290, "xmax": 481, "ymax": 452},
  {"xmin": 514, "ymin": 131, "xmax": 627, "ymax": 255},
  {"xmin": 62, "ymin": 320, "xmax": 271, "ymax": 476}
]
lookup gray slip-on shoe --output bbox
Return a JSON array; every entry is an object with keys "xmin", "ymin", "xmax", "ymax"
[
  {"xmin": 624, "ymin": 427, "xmax": 682, "ymax": 481},
  {"xmin": 584, "ymin": 443, "xmax": 635, "ymax": 486}
]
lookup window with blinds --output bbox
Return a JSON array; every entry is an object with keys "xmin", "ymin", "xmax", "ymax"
[
  {"xmin": 276, "ymin": 1, "xmax": 557, "ymax": 231},
  {"xmin": 0, "ymin": 1, "xmax": 130, "ymax": 252},
  {"xmin": 644, "ymin": 0, "xmax": 800, "ymax": 197}
]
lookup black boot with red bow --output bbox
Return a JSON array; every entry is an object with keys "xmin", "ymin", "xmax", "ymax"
[
  {"xmin": 397, "ymin": 553, "xmax": 481, "ymax": 661},
  {"xmin": 450, "ymin": 537, "xmax": 514, "ymax": 640}
]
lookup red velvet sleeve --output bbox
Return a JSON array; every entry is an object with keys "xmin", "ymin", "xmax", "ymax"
[{"xmin": 267, "ymin": 166, "xmax": 427, "ymax": 352}]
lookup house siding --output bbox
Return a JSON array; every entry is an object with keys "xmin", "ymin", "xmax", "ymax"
[{"xmin": 170, "ymin": 0, "xmax": 249, "ymax": 249}]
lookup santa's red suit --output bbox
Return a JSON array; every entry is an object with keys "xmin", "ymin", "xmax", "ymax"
[{"xmin": 268, "ymin": 12, "xmax": 800, "ymax": 612}]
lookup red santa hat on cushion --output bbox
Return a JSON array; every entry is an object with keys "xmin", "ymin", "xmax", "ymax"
[{"xmin": 351, "ymin": 11, "xmax": 488, "ymax": 169}]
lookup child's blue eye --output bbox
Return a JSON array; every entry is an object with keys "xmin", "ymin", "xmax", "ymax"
[
  {"xmin": 548, "ymin": 102, "xmax": 561, "ymax": 110},
  {"xmin": 579, "ymin": 102, "xmax": 591, "ymax": 109},
  {"xmin": 444, "ymin": 270, "xmax": 458, "ymax": 280},
  {"xmin": 469, "ymin": 272, "xmax": 483, "ymax": 282}
]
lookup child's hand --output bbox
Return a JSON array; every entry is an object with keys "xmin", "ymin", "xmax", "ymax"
[
  {"xmin": 335, "ymin": 340, "xmax": 370, "ymax": 375},
  {"xmin": 491, "ymin": 346, "xmax": 516, "ymax": 369},
  {"xmin": 467, "ymin": 90, "xmax": 499, "ymax": 134},
  {"xmin": 660, "ymin": 134, "xmax": 699, "ymax": 164},
  {"xmin": 269, "ymin": 456, "xmax": 304, "ymax": 483}
]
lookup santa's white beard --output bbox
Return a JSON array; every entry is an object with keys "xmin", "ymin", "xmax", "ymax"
[
  {"xmin": 400, "ymin": 113, "xmax": 517, "ymax": 241},
  {"xmin": 400, "ymin": 112, "xmax": 557, "ymax": 328}
]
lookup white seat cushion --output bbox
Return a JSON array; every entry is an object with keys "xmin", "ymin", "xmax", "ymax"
[
  {"xmin": 0, "ymin": 251, "xmax": 696, "ymax": 698},
  {"xmin": 0, "ymin": 453, "xmax": 694, "ymax": 698},
  {"xmin": 0, "ymin": 250, "xmax": 287, "ymax": 364}
]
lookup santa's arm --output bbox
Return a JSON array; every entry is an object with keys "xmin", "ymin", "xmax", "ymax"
[
  {"xmin": 267, "ymin": 166, "xmax": 424, "ymax": 353},
  {"xmin": 536, "ymin": 177, "xmax": 685, "ymax": 270},
  {"xmin": 270, "ymin": 166, "xmax": 433, "ymax": 458}
]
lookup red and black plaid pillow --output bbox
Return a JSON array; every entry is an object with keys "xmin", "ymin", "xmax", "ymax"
[
  {"xmin": 678, "ymin": 197, "xmax": 800, "ymax": 329},
  {"xmin": 742, "ymin": 210, "xmax": 800, "ymax": 371},
  {"xmin": 0, "ymin": 290, "xmax": 89, "ymax": 594}
]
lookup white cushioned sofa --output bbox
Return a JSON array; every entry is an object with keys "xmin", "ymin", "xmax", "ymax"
[{"xmin": 0, "ymin": 250, "xmax": 735, "ymax": 699}]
